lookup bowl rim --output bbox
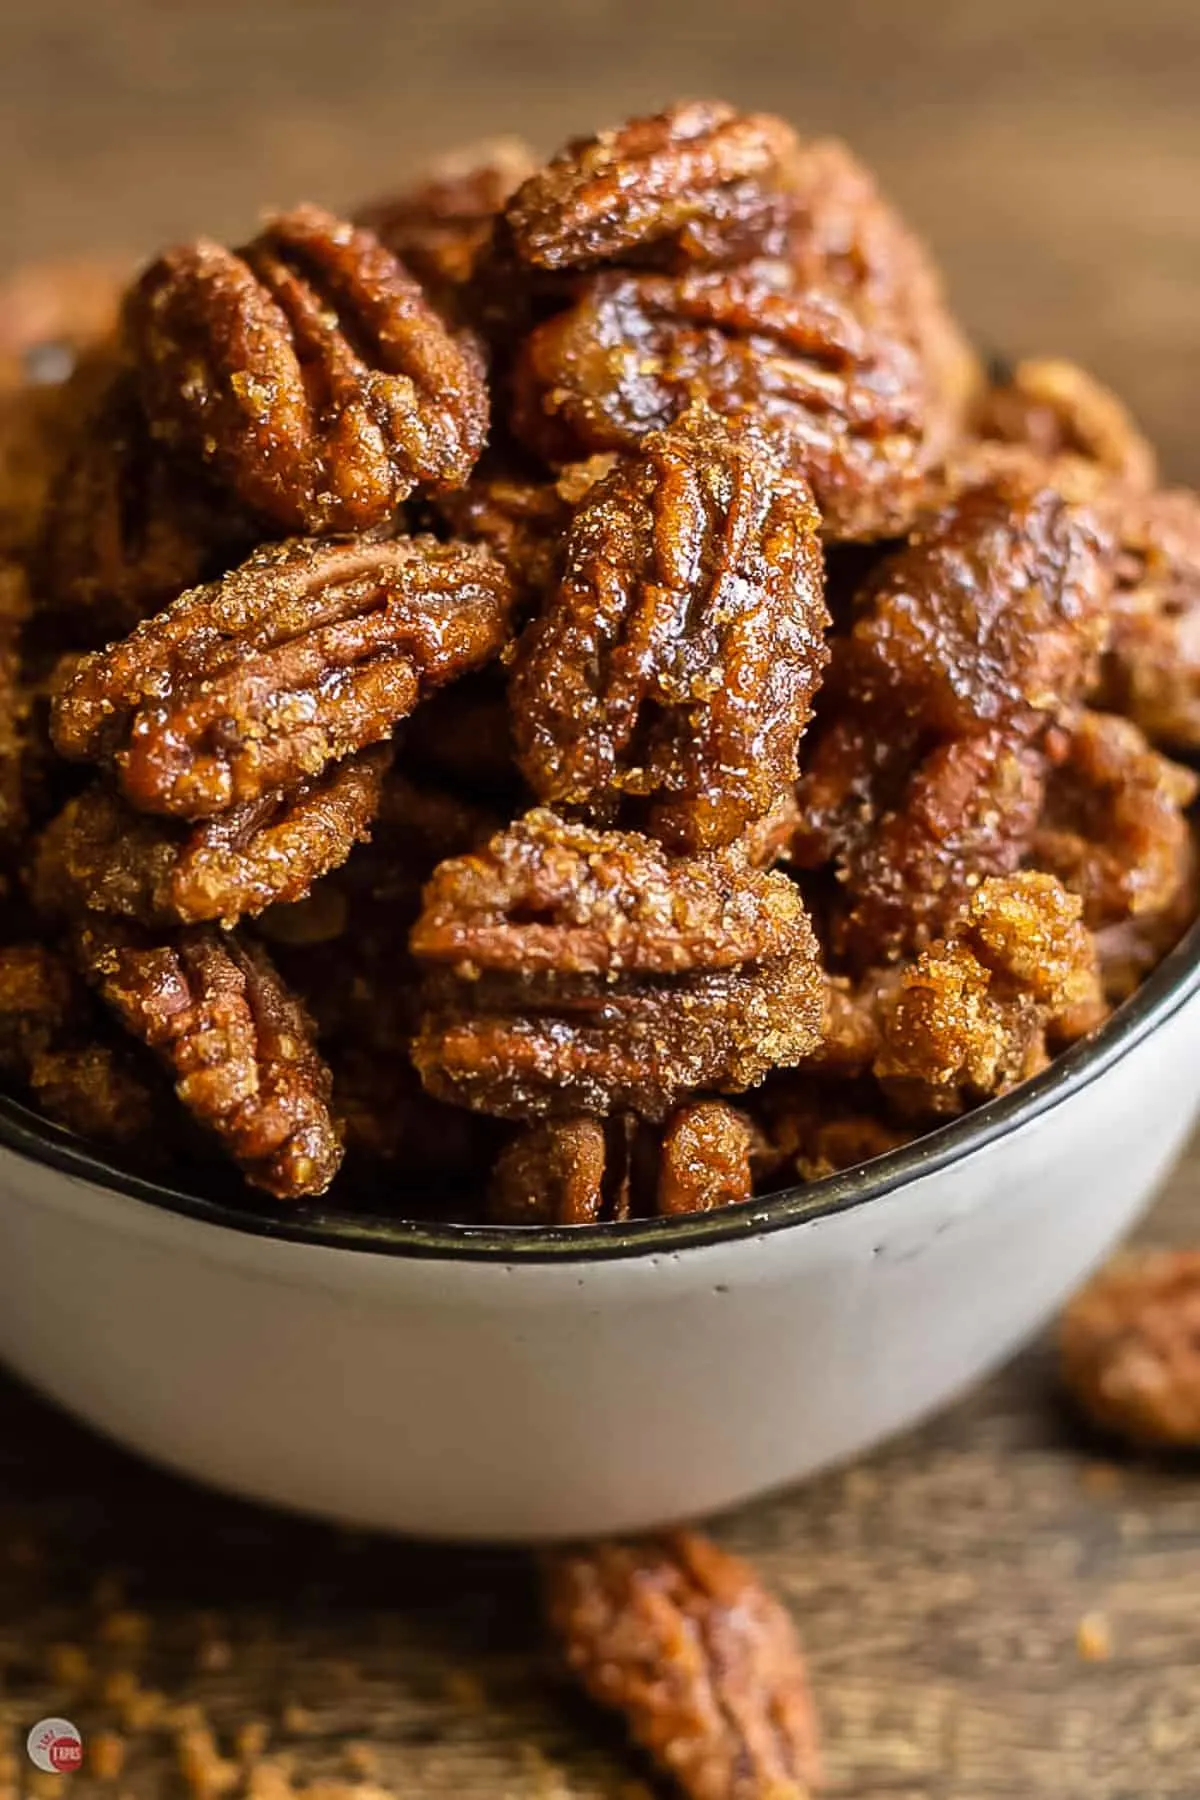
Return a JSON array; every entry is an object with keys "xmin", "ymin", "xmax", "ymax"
[{"xmin": 2, "ymin": 916, "xmax": 1198, "ymax": 1263}]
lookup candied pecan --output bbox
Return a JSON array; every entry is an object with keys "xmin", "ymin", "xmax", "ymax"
[
  {"xmin": 0, "ymin": 940, "xmax": 168, "ymax": 1153},
  {"xmin": 502, "ymin": 101, "xmax": 801, "ymax": 273},
  {"xmin": 510, "ymin": 263, "xmax": 938, "ymax": 541},
  {"xmin": 801, "ymin": 966, "xmax": 905, "ymax": 1077},
  {"xmin": 874, "ymin": 872, "xmax": 1101, "ymax": 1118},
  {"xmin": 356, "ymin": 137, "xmax": 537, "ymax": 311},
  {"xmin": 411, "ymin": 810, "xmax": 823, "ymax": 1120},
  {"xmin": 1032, "ymin": 711, "xmax": 1196, "ymax": 928},
  {"xmin": 32, "ymin": 750, "xmax": 389, "ymax": 930},
  {"xmin": 657, "ymin": 1100, "xmax": 755, "ymax": 1216},
  {"xmin": 793, "ymin": 475, "xmax": 1113, "ymax": 963},
  {"xmin": 488, "ymin": 1116, "xmax": 612, "ymax": 1224},
  {"xmin": 412, "ymin": 805, "xmax": 811, "ymax": 975},
  {"xmin": 36, "ymin": 370, "xmax": 255, "ymax": 645},
  {"xmin": 1096, "ymin": 488, "xmax": 1200, "ymax": 751},
  {"xmin": 125, "ymin": 204, "xmax": 488, "ymax": 533},
  {"xmin": 975, "ymin": 358, "xmax": 1157, "ymax": 495},
  {"xmin": 510, "ymin": 410, "xmax": 828, "ymax": 852},
  {"xmin": 1061, "ymin": 1250, "xmax": 1200, "ymax": 1447},
  {"xmin": 52, "ymin": 534, "xmax": 514, "ymax": 819},
  {"xmin": 75, "ymin": 919, "xmax": 341, "ymax": 1198},
  {"xmin": 488, "ymin": 1101, "xmax": 755, "ymax": 1224},
  {"xmin": 544, "ymin": 1531, "xmax": 821, "ymax": 1800},
  {"xmin": 1091, "ymin": 837, "xmax": 1200, "ymax": 1006}
]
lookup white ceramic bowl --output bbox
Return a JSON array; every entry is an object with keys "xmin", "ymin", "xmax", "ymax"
[{"xmin": 1, "ymin": 927, "xmax": 1199, "ymax": 1543}]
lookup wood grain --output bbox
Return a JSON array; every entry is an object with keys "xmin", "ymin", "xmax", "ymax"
[{"xmin": 1, "ymin": 2, "xmax": 1199, "ymax": 1794}]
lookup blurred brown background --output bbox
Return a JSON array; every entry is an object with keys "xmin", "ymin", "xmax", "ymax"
[
  {"xmin": 2, "ymin": 5, "xmax": 1199, "ymax": 1796},
  {"xmin": 3, "ymin": 0, "xmax": 1200, "ymax": 475}
]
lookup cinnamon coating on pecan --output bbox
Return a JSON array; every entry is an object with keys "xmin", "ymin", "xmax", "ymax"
[
  {"xmin": 874, "ymin": 872, "xmax": 1101, "ymax": 1118},
  {"xmin": 975, "ymin": 357, "xmax": 1157, "ymax": 495},
  {"xmin": 1060, "ymin": 1249, "xmax": 1200, "ymax": 1448},
  {"xmin": 32, "ymin": 749, "xmax": 389, "ymax": 930},
  {"xmin": 502, "ymin": 100, "xmax": 802, "ymax": 273},
  {"xmin": 125, "ymin": 204, "xmax": 489, "ymax": 533},
  {"xmin": 1096, "ymin": 488, "xmax": 1200, "ymax": 752},
  {"xmin": 52, "ymin": 534, "xmax": 514, "ymax": 819},
  {"xmin": 1032, "ymin": 711, "xmax": 1197, "ymax": 928},
  {"xmin": 75, "ymin": 918, "xmax": 341, "ymax": 1198},
  {"xmin": 544, "ymin": 1531, "xmax": 821, "ymax": 1800},
  {"xmin": 488, "ymin": 1100, "xmax": 755, "ymax": 1224},
  {"xmin": 411, "ymin": 809, "xmax": 823, "ymax": 1120},
  {"xmin": 511, "ymin": 263, "xmax": 938, "ymax": 542},
  {"xmin": 793, "ymin": 474, "xmax": 1113, "ymax": 964},
  {"xmin": 36, "ymin": 369, "xmax": 255, "ymax": 645},
  {"xmin": 510, "ymin": 411, "xmax": 828, "ymax": 852}
]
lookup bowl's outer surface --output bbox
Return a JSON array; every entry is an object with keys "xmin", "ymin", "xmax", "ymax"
[{"xmin": 1, "ymin": 985, "xmax": 1198, "ymax": 1541}]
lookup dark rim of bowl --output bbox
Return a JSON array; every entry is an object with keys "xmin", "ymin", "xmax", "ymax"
[{"xmin": 1, "ymin": 916, "xmax": 1199, "ymax": 1263}]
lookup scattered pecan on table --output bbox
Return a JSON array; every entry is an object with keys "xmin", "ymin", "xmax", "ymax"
[
  {"xmin": 544, "ymin": 1530, "xmax": 822, "ymax": 1800},
  {"xmin": 1060, "ymin": 1250, "xmax": 1200, "ymax": 1448}
]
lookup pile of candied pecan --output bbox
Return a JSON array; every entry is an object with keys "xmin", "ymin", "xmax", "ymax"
[{"xmin": 1, "ymin": 99, "xmax": 1198, "ymax": 1216}]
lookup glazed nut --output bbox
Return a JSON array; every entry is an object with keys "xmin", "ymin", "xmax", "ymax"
[
  {"xmin": 51, "ymin": 534, "xmax": 514, "ymax": 819},
  {"xmin": 1060, "ymin": 1249, "xmax": 1200, "ymax": 1447},
  {"xmin": 124, "ymin": 203, "xmax": 489, "ymax": 532},
  {"xmin": 510, "ymin": 408, "xmax": 829, "ymax": 853}
]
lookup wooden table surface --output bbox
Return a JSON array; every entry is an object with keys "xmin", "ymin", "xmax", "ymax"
[{"xmin": 2, "ymin": 2, "xmax": 1200, "ymax": 1794}]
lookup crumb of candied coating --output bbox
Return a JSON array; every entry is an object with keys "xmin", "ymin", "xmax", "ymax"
[
  {"xmin": 874, "ymin": 872, "xmax": 1101, "ymax": 1115},
  {"xmin": 543, "ymin": 1530, "xmax": 821, "ymax": 1800},
  {"xmin": 51, "ymin": 534, "xmax": 514, "ymax": 820},
  {"xmin": 510, "ymin": 408, "xmax": 829, "ymax": 853},
  {"xmin": 1060, "ymin": 1250, "xmax": 1200, "ymax": 1447},
  {"xmin": 124, "ymin": 204, "xmax": 489, "ymax": 533},
  {"xmin": 974, "ymin": 357, "xmax": 1157, "ymax": 495},
  {"xmin": 1032, "ymin": 710, "xmax": 1197, "ymax": 928},
  {"xmin": 74, "ymin": 919, "xmax": 342, "ymax": 1199}
]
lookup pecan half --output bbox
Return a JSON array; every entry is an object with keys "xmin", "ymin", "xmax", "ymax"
[
  {"xmin": 125, "ymin": 204, "xmax": 489, "ymax": 532},
  {"xmin": 874, "ymin": 872, "xmax": 1102, "ymax": 1118},
  {"xmin": 75, "ymin": 919, "xmax": 341, "ymax": 1198},
  {"xmin": 511, "ymin": 263, "xmax": 936, "ymax": 541},
  {"xmin": 510, "ymin": 410, "xmax": 828, "ymax": 852},
  {"xmin": 411, "ymin": 809, "xmax": 823, "ymax": 1120},
  {"xmin": 793, "ymin": 473, "xmax": 1114, "ymax": 964},
  {"xmin": 544, "ymin": 1531, "xmax": 821, "ymax": 1800},
  {"xmin": 32, "ymin": 749, "xmax": 389, "ymax": 930},
  {"xmin": 501, "ymin": 100, "xmax": 801, "ymax": 273},
  {"xmin": 52, "ymin": 534, "xmax": 514, "ymax": 818},
  {"xmin": 1060, "ymin": 1249, "xmax": 1200, "ymax": 1447}
]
